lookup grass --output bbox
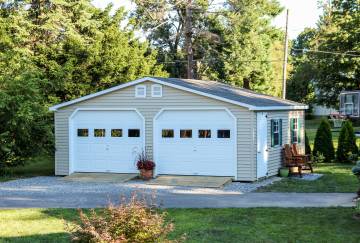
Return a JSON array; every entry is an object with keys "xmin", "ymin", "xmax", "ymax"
[
  {"xmin": 0, "ymin": 208, "xmax": 359, "ymax": 242},
  {"xmin": 0, "ymin": 155, "xmax": 54, "ymax": 182},
  {"xmin": 258, "ymin": 163, "xmax": 358, "ymax": 192}
]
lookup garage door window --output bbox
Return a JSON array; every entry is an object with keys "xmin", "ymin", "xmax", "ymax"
[
  {"xmin": 94, "ymin": 129, "xmax": 106, "ymax": 137},
  {"xmin": 198, "ymin": 129, "xmax": 211, "ymax": 138},
  {"xmin": 217, "ymin": 130, "xmax": 230, "ymax": 138},
  {"xmin": 128, "ymin": 129, "xmax": 140, "ymax": 137},
  {"xmin": 111, "ymin": 129, "xmax": 122, "ymax": 137},
  {"xmin": 162, "ymin": 129, "xmax": 174, "ymax": 138},
  {"xmin": 77, "ymin": 129, "xmax": 88, "ymax": 137},
  {"xmin": 180, "ymin": 129, "xmax": 192, "ymax": 138}
]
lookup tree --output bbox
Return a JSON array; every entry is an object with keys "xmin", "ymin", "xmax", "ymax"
[
  {"xmin": 305, "ymin": 132, "xmax": 311, "ymax": 155},
  {"xmin": 336, "ymin": 120, "xmax": 358, "ymax": 163},
  {"xmin": 222, "ymin": 0, "xmax": 283, "ymax": 94},
  {"xmin": 309, "ymin": 0, "xmax": 360, "ymax": 106},
  {"xmin": 26, "ymin": 1, "xmax": 167, "ymax": 103},
  {"xmin": 313, "ymin": 119, "xmax": 335, "ymax": 162},
  {"xmin": 286, "ymin": 28, "xmax": 317, "ymax": 103},
  {"xmin": 132, "ymin": 0, "xmax": 285, "ymax": 96},
  {"xmin": 0, "ymin": 1, "xmax": 167, "ymax": 168}
]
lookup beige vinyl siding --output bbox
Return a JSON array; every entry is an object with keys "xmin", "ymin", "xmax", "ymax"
[
  {"xmin": 265, "ymin": 110, "xmax": 305, "ymax": 176},
  {"xmin": 54, "ymin": 81, "xmax": 257, "ymax": 181}
]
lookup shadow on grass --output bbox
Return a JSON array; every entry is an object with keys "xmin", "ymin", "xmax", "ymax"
[{"xmin": 0, "ymin": 232, "xmax": 70, "ymax": 243}]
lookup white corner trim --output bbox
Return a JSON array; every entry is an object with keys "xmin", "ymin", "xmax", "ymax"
[
  {"xmin": 135, "ymin": 84, "xmax": 146, "ymax": 98},
  {"xmin": 151, "ymin": 84, "xmax": 163, "ymax": 97},
  {"xmin": 67, "ymin": 108, "xmax": 145, "ymax": 175},
  {"xmin": 49, "ymin": 76, "xmax": 307, "ymax": 112},
  {"xmin": 152, "ymin": 107, "xmax": 238, "ymax": 180}
]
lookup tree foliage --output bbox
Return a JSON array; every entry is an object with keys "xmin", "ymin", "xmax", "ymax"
[
  {"xmin": 288, "ymin": 0, "xmax": 360, "ymax": 106},
  {"xmin": 336, "ymin": 120, "xmax": 358, "ymax": 163},
  {"xmin": 0, "ymin": 1, "xmax": 166, "ymax": 168},
  {"xmin": 313, "ymin": 119, "xmax": 335, "ymax": 162},
  {"xmin": 132, "ymin": 0, "xmax": 284, "ymax": 95}
]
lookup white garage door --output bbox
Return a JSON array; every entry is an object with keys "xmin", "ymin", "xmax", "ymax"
[
  {"xmin": 71, "ymin": 110, "xmax": 144, "ymax": 173},
  {"xmin": 154, "ymin": 109, "xmax": 236, "ymax": 177}
]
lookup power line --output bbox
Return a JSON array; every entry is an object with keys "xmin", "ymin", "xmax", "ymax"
[{"xmin": 292, "ymin": 48, "xmax": 360, "ymax": 57}]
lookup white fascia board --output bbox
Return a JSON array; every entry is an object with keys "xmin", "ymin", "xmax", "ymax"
[
  {"xmin": 49, "ymin": 77, "xmax": 152, "ymax": 111},
  {"xmin": 49, "ymin": 76, "xmax": 307, "ymax": 111},
  {"xmin": 250, "ymin": 105, "xmax": 309, "ymax": 111}
]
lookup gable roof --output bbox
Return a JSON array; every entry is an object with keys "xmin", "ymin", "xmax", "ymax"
[{"xmin": 49, "ymin": 77, "xmax": 308, "ymax": 111}]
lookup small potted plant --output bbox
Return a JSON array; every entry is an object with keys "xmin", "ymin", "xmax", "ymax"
[
  {"xmin": 279, "ymin": 167, "xmax": 289, "ymax": 177},
  {"xmin": 136, "ymin": 151, "xmax": 155, "ymax": 180}
]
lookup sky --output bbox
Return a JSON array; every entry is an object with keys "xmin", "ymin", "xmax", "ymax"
[{"xmin": 92, "ymin": 0, "xmax": 324, "ymax": 40}]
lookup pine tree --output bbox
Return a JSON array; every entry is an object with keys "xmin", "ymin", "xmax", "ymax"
[
  {"xmin": 336, "ymin": 120, "xmax": 358, "ymax": 163},
  {"xmin": 313, "ymin": 119, "xmax": 334, "ymax": 162},
  {"xmin": 305, "ymin": 132, "xmax": 312, "ymax": 155}
]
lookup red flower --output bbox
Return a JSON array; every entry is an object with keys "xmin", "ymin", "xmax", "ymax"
[{"xmin": 137, "ymin": 160, "xmax": 155, "ymax": 170}]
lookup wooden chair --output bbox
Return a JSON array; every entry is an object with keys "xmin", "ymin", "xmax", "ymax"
[
  {"xmin": 283, "ymin": 144, "xmax": 306, "ymax": 177},
  {"xmin": 291, "ymin": 144, "xmax": 314, "ymax": 173}
]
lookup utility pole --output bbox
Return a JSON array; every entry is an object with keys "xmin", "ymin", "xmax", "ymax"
[
  {"xmin": 282, "ymin": 9, "xmax": 289, "ymax": 99},
  {"xmin": 185, "ymin": 0, "xmax": 194, "ymax": 79}
]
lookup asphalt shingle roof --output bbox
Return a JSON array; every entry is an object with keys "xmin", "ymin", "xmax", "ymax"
[{"xmin": 154, "ymin": 77, "xmax": 305, "ymax": 108}]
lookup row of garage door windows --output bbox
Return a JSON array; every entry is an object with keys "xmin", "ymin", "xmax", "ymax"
[{"xmin": 77, "ymin": 128, "xmax": 231, "ymax": 139}]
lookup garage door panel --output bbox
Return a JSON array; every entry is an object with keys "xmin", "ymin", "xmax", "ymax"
[
  {"xmin": 71, "ymin": 110, "xmax": 143, "ymax": 173},
  {"xmin": 154, "ymin": 110, "xmax": 236, "ymax": 177}
]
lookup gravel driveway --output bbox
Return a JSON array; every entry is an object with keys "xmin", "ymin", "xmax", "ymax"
[{"xmin": 0, "ymin": 176, "xmax": 355, "ymax": 208}]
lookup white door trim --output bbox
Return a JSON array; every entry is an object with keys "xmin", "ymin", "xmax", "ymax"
[
  {"xmin": 256, "ymin": 112, "xmax": 268, "ymax": 179},
  {"xmin": 68, "ymin": 108, "xmax": 145, "ymax": 174},
  {"xmin": 152, "ymin": 107, "xmax": 238, "ymax": 179}
]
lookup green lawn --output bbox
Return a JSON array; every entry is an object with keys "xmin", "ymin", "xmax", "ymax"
[
  {"xmin": 0, "ymin": 155, "xmax": 54, "ymax": 182},
  {"xmin": 0, "ymin": 208, "xmax": 359, "ymax": 242},
  {"xmin": 258, "ymin": 163, "xmax": 358, "ymax": 192}
]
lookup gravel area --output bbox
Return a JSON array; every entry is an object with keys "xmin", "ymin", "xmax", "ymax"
[{"xmin": 0, "ymin": 176, "xmax": 282, "ymax": 196}]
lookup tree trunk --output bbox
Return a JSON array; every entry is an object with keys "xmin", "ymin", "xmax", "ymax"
[{"xmin": 243, "ymin": 78, "xmax": 250, "ymax": 89}]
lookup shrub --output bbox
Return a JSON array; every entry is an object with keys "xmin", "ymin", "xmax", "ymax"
[
  {"xmin": 70, "ymin": 192, "xmax": 180, "ymax": 243},
  {"xmin": 305, "ymin": 132, "xmax": 311, "ymax": 155},
  {"xmin": 313, "ymin": 119, "xmax": 334, "ymax": 162},
  {"xmin": 313, "ymin": 152, "xmax": 325, "ymax": 164},
  {"xmin": 336, "ymin": 120, "xmax": 358, "ymax": 163}
]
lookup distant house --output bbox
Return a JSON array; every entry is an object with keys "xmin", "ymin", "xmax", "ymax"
[
  {"xmin": 49, "ymin": 77, "xmax": 307, "ymax": 181},
  {"xmin": 312, "ymin": 105, "xmax": 337, "ymax": 117},
  {"xmin": 339, "ymin": 91, "xmax": 360, "ymax": 118}
]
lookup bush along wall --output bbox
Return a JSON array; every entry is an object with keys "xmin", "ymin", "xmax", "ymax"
[
  {"xmin": 313, "ymin": 119, "xmax": 335, "ymax": 162},
  {"xmin": 337, "ymin": 120, "xmax": 358, "ymax": 163}
]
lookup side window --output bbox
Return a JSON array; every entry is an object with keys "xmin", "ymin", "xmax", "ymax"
[
  {"xmin": 128, "ymin": 129, "xmax": 140, "ymax": 137},
  {"xmin": 162, "ymin": 129, "xmax": 174, "ymax": 138},
  {"xmin": 94, "ymin": 129, "xmax": 106, "ymax": 137},
  {"xmin": 198, "ymin": 129, "xmax": 211, "ymax": 138},
  {"xmin": 77, "ymin": 129, "xmax": 88, "ymax": 137},
  {"xmin": 180, "ymin": 129, "xmax": 192, "ymax": 138},
  {"xmin": 135, "ymin": 85, "xmax": 146, "ymax": 98},
  {"xmin": 290, "ymin": 118, "xmax": 300, "ymax": 144},
  {"xmin": 111, "ymin": 129, "xmax": 122, "ymax": 137},
  {"xmin": 271, "ymin": 119, "xmax": 282, "ymax": 147},
  {"xmin": 217, "ymin": 130, "xmax": 230, "ymax": 138}
]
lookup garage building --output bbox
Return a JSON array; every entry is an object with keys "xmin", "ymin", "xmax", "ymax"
[{"xmin": 50, "ymin": 77, "xmax": 307, "ymax": 181}]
